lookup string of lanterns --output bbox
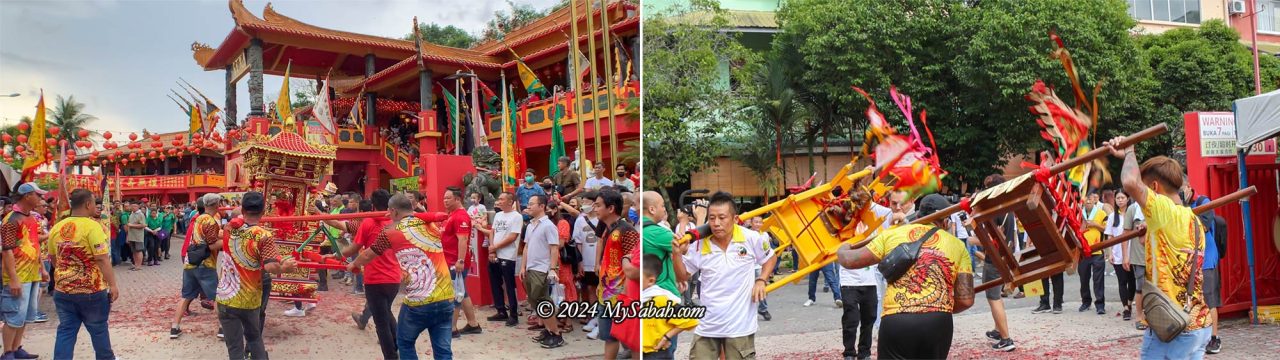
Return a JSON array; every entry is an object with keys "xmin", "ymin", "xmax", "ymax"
[{"xmin": 0, "ymin": 122, "xmax": 256, "ymax": 168}]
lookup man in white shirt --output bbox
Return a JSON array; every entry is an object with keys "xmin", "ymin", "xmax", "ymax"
[
  {"xmin": 481, "ymin": 192, "xmax": 523, "ymax": 327},
  {"xmin": 672, "ymin": 191, "xmax": 777, "ymax": 359},
  {"xmin": 839, "ymin": 199, "xmax": 891, "ymax": 360},
  {"xmin": 519, "ymin": 195, "xmax": 564, "ymax": 349},
  {"xmin": 574, "ymin": 203, "xmax": 602, "ymax": 335},
  {"xmin": 584, "ymin": 163, "xmax": 614, "ymax": 191}
]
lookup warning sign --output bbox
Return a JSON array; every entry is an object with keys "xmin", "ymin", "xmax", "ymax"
[{"xmin": 1199, "ymin": 113, "xmax": 1277, "ymax": 157}]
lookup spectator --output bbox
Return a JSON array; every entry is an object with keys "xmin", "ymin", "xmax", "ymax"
[
  {"xmin": 516, "ymin": 174, "xmax": 547, "ymax": 210},
  {"xmin": 2, "ymin": 183, "xmax": 51, "ymax": 360},
  {"xmin": 521, "ymin": 195, "xmax": 564, "ymax": 348},
  {"xmin": 1079, "ymin": 190, "xmax": 1107, "ymax": 315},
  {"xmin": 585, "ymin": 163, "xmax": 614, "ymax": 191},
  {"xmin": 480, "ymin": 192, "xmax": 522, "ymax": 327},
  {"xmin": 552, "ymin": 156, "xmax": 581, "ymax": 197},
  {"xmin": 614, "ymin": 165, "xmax": 635, "ymax": 193}
]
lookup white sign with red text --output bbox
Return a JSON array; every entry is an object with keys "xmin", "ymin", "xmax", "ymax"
[{"xmin": 1199, "ymin": 112, "xmax": 1277, "ymax": 157}]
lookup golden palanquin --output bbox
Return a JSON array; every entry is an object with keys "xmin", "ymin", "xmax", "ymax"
[{"xmin": 238, "ymin": 131, "xmax": 335, "ymax": 302}]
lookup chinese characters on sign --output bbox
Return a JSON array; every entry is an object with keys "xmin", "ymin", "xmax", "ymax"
[{"xmin": 1199, "ymin": 112, "xmax": 1278, "ymax": 157}]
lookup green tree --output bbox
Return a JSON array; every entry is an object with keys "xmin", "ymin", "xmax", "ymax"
[
  {"xmin": 731, "ymin": 116, "xmax": 782, "ymax": 203},
  {"xmin": 405, "ymin": 23, "xmax": 479, "ymax": 49},
  {"xmin": 290, "ymin": 79, "xmax": 317, "ymax": 111},
  {"xmin": 48, "ymin": 95, "xmax": 97, "ymax": 148},
  {"xmin": 775, "ymin": 0, "xmax": 1157, "ymax": 186},
  {"xmin": 754, "ymin": 55, "xmax": 807, "ymax": 185},
  {"xmin": 481, "ymin": 1, "xmax": 549, "ymax": 42},
  {"xmin": 643, "ymin": 1, "xmax": 757, "ymax": 208}
]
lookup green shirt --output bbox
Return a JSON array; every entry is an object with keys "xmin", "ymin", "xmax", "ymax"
[
  {"xmin": 146, "ymin": 211, "xmax": 164, "ymax": 230},
  {"xmin": 161, "ymin": 213, "xmax": 176, "ymax": 232},
  {"xmin": 640, "ymin": 216, "xmax": 679, "ymax": 296}
]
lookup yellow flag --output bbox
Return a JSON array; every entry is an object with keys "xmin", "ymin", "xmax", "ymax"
[
  {"xmin": 24, "ymin": 91, "xmax": 47, "ymax": 177},
  {"xmin": 277, "ymin": 61, "xmax": 294, "ymax": 127},
  {"xmin": 189, "ymin": 102, "xmax": 202, "ymax": 136}
]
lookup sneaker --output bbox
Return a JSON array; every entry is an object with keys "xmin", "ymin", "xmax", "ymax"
[
  {"xmin": 283, "ymin": 308, "xmax": 306, "ymax": 317},
  {"xmin": 1, "ymin": 351, "xmax": 14, "ymax": 360},
  {"xmin": 505, "ymin": 317, "xmax": 519, "ymax": 327},
  {"xmin": 1122, "ymin": 308, "xmax": 1132, "ymax": 321},
  {"xmin": 1078, "ymin": 304, "xmax": 1091, "ymax": 312},
  {"xmin": 304, "ymin": 303, "xmax": 317, "ymax": 311},
  {"xmin": 992, "ymin": 338, "xmax": 1016, "ymax": 352},
  {"xmin": 200, "ymin": 300, "xmax": 215, "ymax": 310},
  {"xmin": 1032, "ymin": 304, "xmax": 1051, "ymax": 314},
  {"xmin": 1052, "ymin": 305, "xmax": 1063, "ymax": 314},
  {"xmin": 835, "ymin": 299, "xmax": 844, "ymax": 308},
  {"xmin": 803, "ymin": 299, "xmax": 815, "ymax": 307},
  {"xmin": 217, "ymin": 329, "xmax": 224, "ymax": 339},
  {"xmin": 352, "ymin": 312, "xmax": 367, "ymax": 330},
  {"xmin": 985, "ymin": 330, "xmax": 1002, "ymax": 341},
  {"xmin": 583, "ymin": 319, "xmax": 597, "ymax": 333},
  {"xmin": 12, "ymin": 347, "xmax": 37, "ymax": 360},
  {"xmin": 1206, "ymin": 336, "xmax": 1221, "ymax": 354},
  {"xmin": 586, "ymin": 326, "xmax": 600, "ymax": 340},
  {"xmin": 170, "ymin": 327, "xmax": 182, "ymax": 339},
  {"xmin": 539, "ymin": 334, "xmax": 566, "ymax": 349},
  {"xmin": 532, "ymin": 330, "xmax": 550, "ymax": 342},
  {"xmin": 459, "ymin": 324, "xmax": 482, "ymax": 335},
  {"xmin": 33, "ymin": 313, "xmax": 48, "ymax": 323},
  {"xmin": 350, "ymin": 289, "xmax": 365, "ymax": 295},
  {"xmin": 1096, "ymin": 307, "xmax": 1106, "ymax": 315},
  {"xmin": 486, "ymin": 312, "xmax": 509, "ymax": 322},
  {"xmin": 760, "ymin": 310, "xmax": 772, "ymax": 321}
]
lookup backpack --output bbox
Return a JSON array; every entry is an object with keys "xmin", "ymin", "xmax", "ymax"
[{"xmin": 1191, "ymin": 196, "xmax": 1226, "ymax": 256}]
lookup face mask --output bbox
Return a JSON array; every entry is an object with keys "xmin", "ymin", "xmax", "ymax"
[{"xmin": 525, "ymin": 176, "xmax": 535, "ymax": 184}]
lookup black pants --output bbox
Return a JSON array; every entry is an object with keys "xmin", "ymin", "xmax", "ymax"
[
  {"xmin": 159, "ymin": 232, "xmax": 171, "ymax": 257},
  {"xmin": 840, "ymin": 286, "xmax": 877, "ymax": 359},
  {"xmin": 878, "ymin": 312, "xmax": 952, "ymax": 359},
  {"xmin": 259, "ymin": 277, "xmax": 270, "ymax": 335},
  {"xmin": 144, "ymin": 233, "xmax": 160, "ymax": 263},
  {"xmin": 218, "ymin": 304, "xmax": 267, "ymax": 360},
  {"xmin": 1078, "ymin": 254, "xmax": 1105, "ymax": 309},
  {"xmin": 488, "ymin": 259, "xmax": 519, "ymax": 316},
  {"xmin": 1039, "ymin": 272, "xmax": 1065, "ymax": 307},
  {"xmin": 363, "ymin": 283, "xmax": 399, "ymax": 360},
  {"xmin": 1113, "ymin": 263, "xmax": 1136, "ymax": 308}
]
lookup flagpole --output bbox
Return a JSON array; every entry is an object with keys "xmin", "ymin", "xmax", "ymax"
[
  {"xmin": 568, "ymin": 0, "xmax": 587, "ymax": 186},
  {"xmin": 454, "ymin": 73, "xmax": 461, "ymax": 155},
  {"xmin": 500, "ymin": 71, "xmax": 509, "ymax": 192},
  {"xmin": 598, "ymin": 0, "xmax": 619, "ymax": 174},
  {"xmin": 584, "ymin": 0, "xmax": 603, "ymax": 165}
]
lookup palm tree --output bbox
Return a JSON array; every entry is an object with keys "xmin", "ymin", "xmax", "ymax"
[
  {"xmin": 755, "ymin": 56, "xmax": 807, "ymax": 187},
  {"xmin": 733, "ymin": 116, "xmax": 782, "ymax": 203},
  {"xmin": 47, "ymin": 95, "xmax": 97, "ymax": 173}
]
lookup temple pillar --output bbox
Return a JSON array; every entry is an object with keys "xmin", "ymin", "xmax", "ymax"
[
  {"xmin": 247, "ymin": 38, "xmax": 265, "ymax": 117},
  {"xmin": 363, "ymin": 163, "xmax": 380, "ymax": 198},
  {"xmin": 419, "ymin": 69, "xmax": 433, "ymax": 111},
  {"xmin": 225, "ymin": 65, "xmax": 237, "ymax": 128},
  {"xmin": 365, "ymin": 54, "xmax": 378, "ymax": 145}
]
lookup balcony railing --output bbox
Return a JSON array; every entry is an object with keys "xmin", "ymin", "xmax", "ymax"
[
  {"xmin": 106, "ymin": 174, "xmax": 226, "ymax": 191},
  {"xmin": 485, "ymin": 84, "xmax": 639, "ymax": 140}
]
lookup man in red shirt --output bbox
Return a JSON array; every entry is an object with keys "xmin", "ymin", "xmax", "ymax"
[
  {"xmin": 338, "ymin": 190, "xmax": 399, "ymax": 359},
  {"xmin": 442, "ymin": 187, "xmax": 480, "ymax": 338}
]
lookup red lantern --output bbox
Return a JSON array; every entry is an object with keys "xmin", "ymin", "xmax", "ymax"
[
  {"xmin": 59, "ymin": 139, "xmax": 68, "ymax": 147},
  {"xmin": 66, "ymin": 149, "xmax": 76, "ymax": 157},
  {"xmin": 77, "ymin": 129, "xmax": 89, "ymax": 138},
  {"xmin": 128, "ymin": 133, "xmax": 137, "ymax": 141},
  {"xmin": 16, "ymin": 135, "xmax": 26, "ymax": 143},
  {"xmin": 103, "ymin": 131, "xmax": 113, "ymax": 140},
  {"xmin": 172, "ymin": 140, "xmax": 182, "ymax": 147},
  {"xmin": 48, "ymin": 126, "xmax": 60, "ymax": 136},
  {"xmin": 150, "ymin": 134, "xmax": 161, "ymax": 141},
  {"xmin": 92, "ymin": 150, "xmax": 100, "ymax": 157},
  {"xmin": 14, "ymin": 145, "xmax": 24, "ymax": 153},
  {"xmin": 226, "ymin": 130, "xmax": 237, "ymax": 139},
  {"xmin": 16, "ymin": 122, "xmax": 29, "ymax": 132},
  {"xmin": 45, "ymin": 138, "xmax": 56, "ymax": 147},
  {"xmin": 149, "ymin": 151, "xmax": 157, "ymax": 158},
  {"xmin": 81, "ymin": 160, "xmax": 90, "ymax": 167},
  {"xmin": 1, "ymin": 134, "xmax": 10, "ymax": 143},
  {"xmin": 108, "ymin": 154, "xmax": 116, "ymax": 161},
  {"xmin": 175, "ymin": 133, "xmax": 184, "ymax": 141},
  {"xmin": 193, "ymin": 133, "xmax": 203, "ymax": 140},
  {"xmin": 129, "ymin": 153, "xmax": 137, "ymax": 160}
]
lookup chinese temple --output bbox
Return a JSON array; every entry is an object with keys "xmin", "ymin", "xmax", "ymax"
[
  {"xmin": 190, "ymin": 0, "xmax": 641, "ymax": 207},
  {"xmin": 58, "ymin": 131, "xmax": 228, "ymax": 204}
]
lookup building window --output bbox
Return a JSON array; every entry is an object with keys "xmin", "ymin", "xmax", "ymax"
[
  {"xmin": 1129, "ymin": 0, "xmax": 1201, "ymax": 24},
  {"xmin": 1260, "ymin": 1, "xmax": 1280, "ymax": 33}
]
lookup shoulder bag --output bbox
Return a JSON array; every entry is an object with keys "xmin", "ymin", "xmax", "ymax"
[
  {"xmin": 1141, "ymin": 220, "xmax": 1203, "ymax": 343},
  {"xmin": 878, "ymin": 226, "xmax": 942, "ymax": 284}
]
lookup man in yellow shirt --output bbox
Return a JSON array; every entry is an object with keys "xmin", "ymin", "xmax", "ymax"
[
  {"xmin": 1, "ymin": 183, "xmax": 51, "ymax": 360},
  {"xmin": 46, "ymin": 189, "xmax": 120, "ymax": 360},
  {"xmin": 1078, "ymin": 190, "xmax": 1108, "ymax": 315},
  {"xmin": 838, "ymin": 194, "xmax": 974, "ymax": 359},
  {"xmin": 1105, "ymin": 137, "xmax": 1211, "ymax": 358}
]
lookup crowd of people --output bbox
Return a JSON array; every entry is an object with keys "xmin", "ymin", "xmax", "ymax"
[{"xmin": 642, "ymin": 136, "xmax": 1226, "ymax": 359}]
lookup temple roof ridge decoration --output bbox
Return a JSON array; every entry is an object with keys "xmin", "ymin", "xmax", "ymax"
[{"xmin": 240, "ymin": 130, "xmax": 336, "ymax": 160}]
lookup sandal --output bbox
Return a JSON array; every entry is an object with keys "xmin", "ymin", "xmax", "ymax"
[{"xmin": 1136, "ymin": 321, "xmax": 1148, "ymax": 330}]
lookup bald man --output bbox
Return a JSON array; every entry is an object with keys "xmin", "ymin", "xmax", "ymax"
[{"xmin": 640, "ymin": 192, "xmax": 677, "ymax": 296}]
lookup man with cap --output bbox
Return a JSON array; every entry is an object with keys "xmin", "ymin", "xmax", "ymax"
[
  {"xmin": 1, "ymin": 182, "xmax": 51, "ymax": 360},
  {"xmin": 837, "ymin": 193, "xmax": 975, "ymax": 359}
]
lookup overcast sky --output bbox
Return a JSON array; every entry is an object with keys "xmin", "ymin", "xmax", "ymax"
[{"xmin": 0, "ymin": 0, "xmax": 557, "ymax": 135}]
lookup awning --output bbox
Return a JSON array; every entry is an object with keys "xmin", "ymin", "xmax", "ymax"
[{"xmin": 1232, "ymin": 89, "xmax": 1280, "ymax": 148}]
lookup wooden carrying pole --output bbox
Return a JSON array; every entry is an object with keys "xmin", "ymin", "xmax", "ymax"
[
  {"xmin": 599, "ymin": 1, "xmax": 620, "ymax": 173},
  {"xmin": 584, "ymin": 0, "xmax": 603, "ymax": 164},
  {"xmin": 568, "ymin": 0, "xmax": 588, "ymax": 186}
]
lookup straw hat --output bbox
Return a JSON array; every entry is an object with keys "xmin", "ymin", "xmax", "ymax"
[{"xmin": 319, "ymin": 183, "xmax": 338, "ymax": 196}]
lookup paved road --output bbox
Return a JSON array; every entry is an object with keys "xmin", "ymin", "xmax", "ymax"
[
  {"xmin": 675, "ymin": 266, "xmax": 1278, "ymax": 359},
  {"xmin": 22, "ymin": 257, "xmax": 608, "ymax": 359}
]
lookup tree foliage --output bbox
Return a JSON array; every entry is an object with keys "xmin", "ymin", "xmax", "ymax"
[
  {"xmin": 405, "ymin": 23, "xmax": 479, "ymax": 49},
  {"xmin": 642, "ymin": 1, "xmax": 758, "ymax": 193},
  {"xmin": 48, "ymin": 95, "xmax": 97, "ymax": 147},
  {"xmin": 481, "ymin": 1, "xmax": 549, "ymax": 42},
  {"xmin": 775, "ymin": 0, "xmax": 1163, "ymax": 186}
]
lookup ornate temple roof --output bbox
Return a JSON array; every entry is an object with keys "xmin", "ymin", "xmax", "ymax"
[{"xmin": 242, "ymin": 131, "xmax": 336, "ymax": 160}]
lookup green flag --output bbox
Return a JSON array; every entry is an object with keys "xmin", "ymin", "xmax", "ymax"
[
  {"xmin": 441, "ymin": 86, "xmax": 459, "ymax": 149},
  {"xmin": 549, "ymin": 94, "xmax": 566, "ymax": 176}
]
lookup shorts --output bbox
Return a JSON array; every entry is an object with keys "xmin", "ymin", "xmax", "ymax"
[
  {"xmin": 596, "ymin": 310, "xmax": 617, "ymax": 342},
  {"xmin": 449, "ymin": 268, "xmax": 469, "ymax": 305},
  {"xmin": 982, "ymin": 262, "xmax": 1001, "ymax": 301},
  {"xmin": 1133, "ymin": 265, "xmax": 1146, "ymax": 293},
  {"xmin": 1203, "ymin": 268, "xmax": 1221, "ymax": 308},
  {"xmin": 182, "ymin": 266, "xmax": 218, "ymax": 300},
  {"xmin": 0, "ymin": 282, "xmax": 40, "ymax": 327},
  {"xmin": 128, "ymin": 240, "xmax": 144, "ymax": 252},
  {"xmin": 525, "ymin": 270, "xmax": 550, "ymax": 307},
  {"xmin": 582, "ymin": 271, "xmax": 600, "ymax": 287}
]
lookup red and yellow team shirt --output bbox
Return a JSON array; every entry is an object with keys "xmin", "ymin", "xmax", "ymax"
[
  {"xmin": 867, "ymin": 224, "xmax": 973, "ymax": 316},
  {"xmin": 216, "ymin": 224, "xmax": 280, "ymax": 310},
  {"xmin": 1140, "ymin": 188, "xmax": 1211, "ymax": 330},
  {"xmin": 185, "ymin": 214, "xmax": 221, "ymax": 270},
  {"xmin": 1, "ymin": 210, "xmax": 44, "ymax": 284},
  {"xmin": 598, "ymin": 220, "xmax": 639, "ymax": 304},
  {"xmin": 45, "ymin": 217, "xmax": 110, "ymax": 294},
  {"xmin": 392, "ymin": 216, "xmax": 453, "ymax": 305}
]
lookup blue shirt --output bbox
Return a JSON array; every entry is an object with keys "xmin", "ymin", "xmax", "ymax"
[
  {"xmin": 628, "ymin": 208, "xmax": 639, "ymax": 224},
  {"xmin": 1192, "ymin": 196, "xmax": 1218, "ymax": 269},
  {"xmin": 515, "ymin": 185, "xmax": 546, "ymax": 209}
]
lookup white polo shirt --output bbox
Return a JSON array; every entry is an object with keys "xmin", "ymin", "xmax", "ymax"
[
  {"xmin": 841, "ymin": 203, "xmax": 891, "ymax": 287},
  {"xmin": 682, "ymin": 225, "xmax": 775, "ymax": 338}
]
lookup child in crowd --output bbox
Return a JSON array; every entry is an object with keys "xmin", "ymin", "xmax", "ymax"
[{"xmin": 640, "ymin": 254, "xmax": 697, "ymax": 359}]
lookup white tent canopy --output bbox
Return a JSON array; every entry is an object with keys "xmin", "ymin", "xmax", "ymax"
[{"xmin": 1232, "ymin": 88, "xmax": 1280, "ymax": 148}]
